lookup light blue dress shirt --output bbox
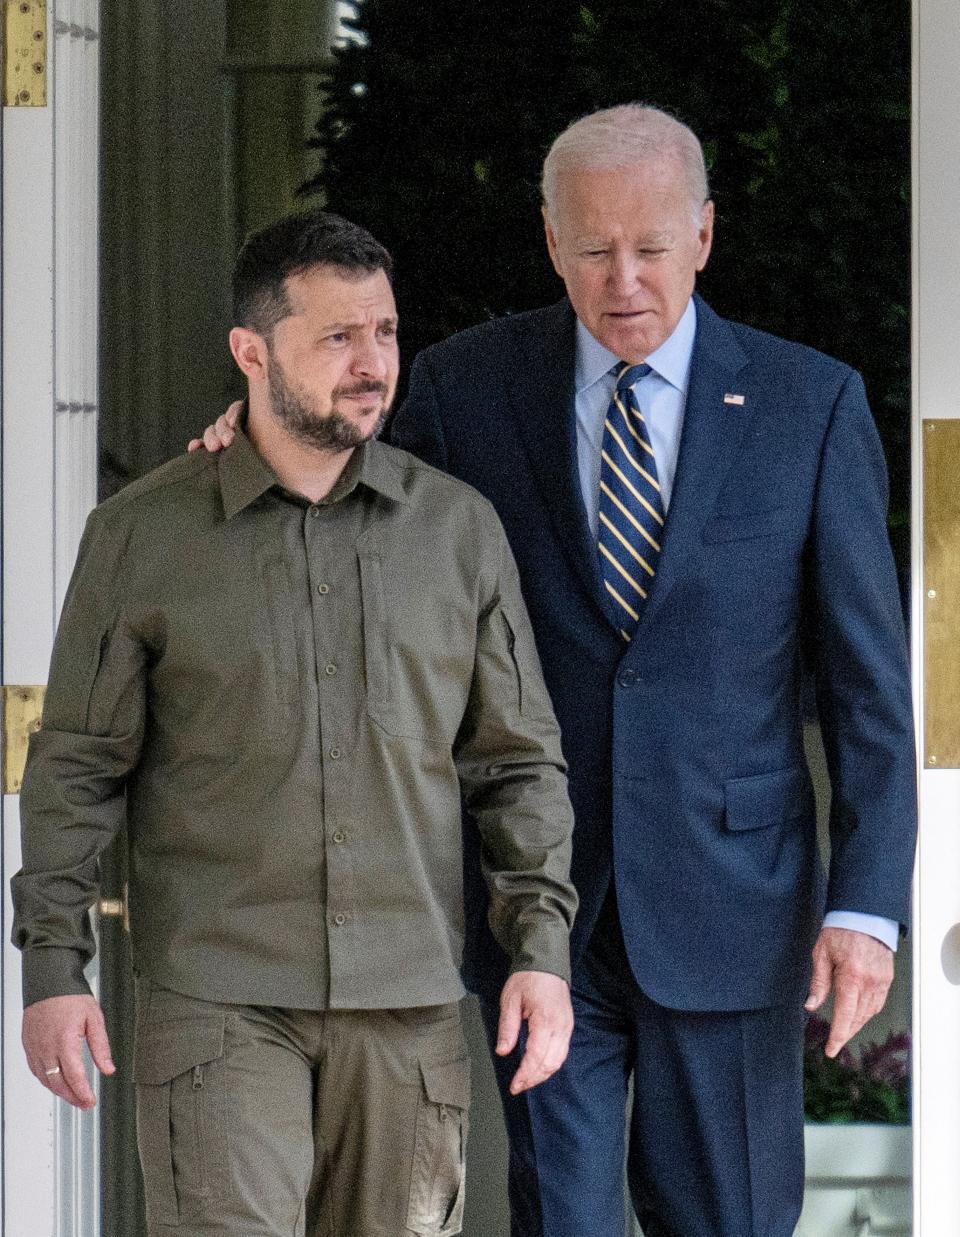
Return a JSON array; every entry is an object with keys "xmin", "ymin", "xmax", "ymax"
[{"xmin": 572, "ymin": 298, "xmax": 899, "ymax": 954}]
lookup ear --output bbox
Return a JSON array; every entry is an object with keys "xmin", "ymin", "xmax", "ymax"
[
  {"xmin": 542, "ymin": 205, "xmax": 565, "ymax": 279},
  {"xmin": 696, "ymin": 200, "xmax": 715, "ymax": 272},
  {"xmin": 229, "ymin": 327, "xmax": 269, "ymax": 381}
]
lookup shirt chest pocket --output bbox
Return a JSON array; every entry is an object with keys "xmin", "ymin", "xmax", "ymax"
[
  {"xmin": 358, "ymin": 551, "xmax": 476, "ymax": 744},
  {"xmin": 260, "ymin": 556, "xmax": 302, "ymax": 737}
]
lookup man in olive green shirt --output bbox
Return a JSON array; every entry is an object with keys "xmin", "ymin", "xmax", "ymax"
[{"xmin": 13, "ymin": 210, "xmax": 577, "ymax": 1236}]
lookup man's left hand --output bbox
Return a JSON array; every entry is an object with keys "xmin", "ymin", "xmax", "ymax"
[
  {"xmin": 805, "ymin": 926, "xmax": 894, "ymax": 1058},
  {"xmin": 496, "ymin": 970, "xmax": 573, "ymax": 1095}
]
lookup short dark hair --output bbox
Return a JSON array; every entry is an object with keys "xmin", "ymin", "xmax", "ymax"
[{"xmin": 232, "ymin": 208, "xmax": 393, "ymax": 339}]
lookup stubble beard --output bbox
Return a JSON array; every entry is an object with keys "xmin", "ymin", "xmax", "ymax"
[{"xmin": 267, "ymin": 354, "xmax": 390, "ymax": 453}]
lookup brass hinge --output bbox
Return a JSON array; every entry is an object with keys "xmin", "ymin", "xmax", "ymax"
[
  {"xmin": 3, "ymin": 0, "xmax": 47, "ymax": 107},
  {"xmin": 2, "ymin": 684, "xmax": 45, "ymax": 793}
]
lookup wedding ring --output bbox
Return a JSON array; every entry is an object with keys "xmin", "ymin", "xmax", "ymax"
[{"xmin": 44, "ymin": 1065, "xmax": 61, "ymax": 1076}]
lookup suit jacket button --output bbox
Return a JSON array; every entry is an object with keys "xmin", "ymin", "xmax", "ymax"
[{"xmin": 617, "ymin": 668, "xmax": 640, "ymax": 688}]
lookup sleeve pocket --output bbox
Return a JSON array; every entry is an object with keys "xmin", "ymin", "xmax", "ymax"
[
  {"xmin": 499, "ymin": 609, "xmax": 526, "ymax": 716},
  {"xmin": 724, "ymin": 765, "xmax": 811, "ymax": 832}
]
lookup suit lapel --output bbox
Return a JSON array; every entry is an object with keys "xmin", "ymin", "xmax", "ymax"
[
  {"xmin": 507, "ymin": 300, "xmax": 608, "ymax": 609},
  {"xmin": 632, "ymin": 296, "xmax": 752, "ymax": 638},
  {"xmin": 633, "ymin": 294, "xmax": 752, "ymax": 638}
]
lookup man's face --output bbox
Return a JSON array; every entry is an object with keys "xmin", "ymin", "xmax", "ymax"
[
  {"xmin": 265, "ymin": 265, "xmax": 399, "ymax": 452},
  {"xmin": 544, "ymin": 159, "xmax": 714, "ymax": 362}
]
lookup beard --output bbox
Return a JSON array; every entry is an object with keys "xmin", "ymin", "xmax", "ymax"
[{"xmin": 267, "ymin": 354, "xmax": 390, "ymax": 452}]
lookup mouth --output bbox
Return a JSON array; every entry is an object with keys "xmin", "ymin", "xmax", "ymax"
[
  {"xmin": 605, "ymin": 309, "xmax": 650, "ymax": 320},
  {"xmin": 337, "ymin": 391, "xmax": 388, "ymax": 412},
  {"xmin": 337, "ymin": 384, "xmax": 387, "ymax": 399}
]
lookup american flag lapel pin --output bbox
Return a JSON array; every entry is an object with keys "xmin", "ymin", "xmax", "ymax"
[{"xmin": 723, "ymin": 393, "xmax": 746, "ymax": 406}]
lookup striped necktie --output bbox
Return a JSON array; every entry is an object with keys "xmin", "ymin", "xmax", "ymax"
[{"xmin": 598, "ymin": 362, "xmax": 665, "ymax": 641}]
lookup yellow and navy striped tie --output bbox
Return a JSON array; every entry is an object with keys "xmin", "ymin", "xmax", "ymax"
[{"xmin": 598, "ymin": 362, "xmax": 664, "ymax": 641}]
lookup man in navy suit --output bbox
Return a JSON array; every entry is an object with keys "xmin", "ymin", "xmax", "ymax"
[
  {"xmin": 389, "ymin": 105, "xmax": 916, "ymax": 1237},
  {"xmin": 197, "ymin": 105, "xmax": 915, "ymax": 1237}
]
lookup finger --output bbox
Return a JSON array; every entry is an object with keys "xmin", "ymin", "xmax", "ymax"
[
  {"xmin": 85, "ymin": 1007, "xmax": 116, "ymax": 1077},
  {"xmin": 825, "ymin": 981, "xmax": 861, "ymax": 1058},
  {"xmin": 187, "ymin": 438, "xmax": 202, "ymax": 453},
  {"xmin": 58, "ymin": 1039, "xmax": 96, "ymax": 1108},
  {"xmin": 214, "ymin": 414, "xmax": 237, "ymax": 445},
  {"xmin": 30, "ymin": 1056, "xmax": 91, "ymax": 1109},
  {"xmin": 805, "ymin": 946, "xmax": 833, "ymax": 1011},
  {"xmin": 496, "ymin": 991, "xmax": 523, "ymax": 1057},
  {"xmin": 510, "ymin": 1022, "xmax": 568, "ymax": 1094},
  {"xmin": 856, "ymin": 973, "xmax": 891, "ymax": 1034},
  {"xmin": 45, "ymin": 1069, "xmax": 91, "ymax": 1109},
  {"xmin": 225, "ymin": 401, "xmax": 243, "ymax": 427},
  {"xmin": 202, "ymin": 426, "xmax": 222, "ymax": 452}
]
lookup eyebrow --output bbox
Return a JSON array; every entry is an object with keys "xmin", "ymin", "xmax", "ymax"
[
  {"xmin": 576, "ymin": 231, "xmax": 675, "ymax": 246},
  {"xmin": 320, "ymin": 315, "xmax": 399, "ymax": 331}
]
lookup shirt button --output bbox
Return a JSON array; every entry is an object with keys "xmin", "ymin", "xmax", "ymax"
[
  {"xmin": 333, "ymin": 913, "xmax": 346, "ymax": 927},
  {"xmin": 332, "ymin": 830, "xmax": 346, "ymax": 844},
  {"xmin": 309, "ymin": 506, "xmax": 320, "ymax": 519},
  {"xmin": 324, "ymin": 663, "xmax": 337, "ymax": 676},
  {"xmin": 317, "ymin": 583, "xmax": 330, "ymax": 595},
  {"xmin": 617, "ymin": 668, "xmax": 640, "ymax": 688},
  {"xmin": 330, "ymin": 747, "xmax": 342, "ymax": 760}
]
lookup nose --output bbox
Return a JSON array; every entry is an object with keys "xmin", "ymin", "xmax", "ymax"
[
  {"xmin": 351, "ymin": 332, "xmax": 389, "ymax": 379},
  {"xmin": 608, "ymin": 251, "xmax": 641, "ymax": 297}
]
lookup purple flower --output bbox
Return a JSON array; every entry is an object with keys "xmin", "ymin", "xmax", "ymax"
[{"xmin": 860, "ymin": 1033, "xmax": 911, "ymax": 1085}]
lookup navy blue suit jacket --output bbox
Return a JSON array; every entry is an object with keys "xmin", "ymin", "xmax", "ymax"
[{"xmin": 391, "ymin": 295, "xmax": 916, "ymax": 1012}]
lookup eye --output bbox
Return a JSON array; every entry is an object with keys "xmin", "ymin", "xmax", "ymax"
[
  {"xmin": 378, "ymin": 323, "xmax": 398, "ymax": 338},
  {"xmin": 325, "ymin": 332, "xmax": 349, "ymax": 344}
]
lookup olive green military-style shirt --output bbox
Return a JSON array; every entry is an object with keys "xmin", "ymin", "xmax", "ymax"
[{"xmin": 12, "ymin": 426, "xmax": 577, "ymax": 1010}]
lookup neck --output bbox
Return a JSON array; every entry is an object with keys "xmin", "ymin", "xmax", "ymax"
[{"xmin": 246, "ymin": 393, "xmax": 355, "ymax": 503}]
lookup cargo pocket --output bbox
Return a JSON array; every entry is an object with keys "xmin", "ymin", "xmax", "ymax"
[
  {"xmin": 406, "ymin": 1057, "xmax": 471, "ymax": 1236},
  {"xmin": 134, "ymin": 1014, "xmax": 229, "ymax": 1227}
]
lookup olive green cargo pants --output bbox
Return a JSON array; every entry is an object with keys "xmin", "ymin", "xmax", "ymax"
[{"xmin": 133, "ymin": 979, "xmax": 470, "ymax": 1236}]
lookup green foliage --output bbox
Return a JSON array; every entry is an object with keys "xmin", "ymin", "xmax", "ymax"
[
  {"xmin": 307, "ymin": 0, "xmax": 910, "ymax": 521},
  {"xmin": 803, "ymin": 1016, "xmax": 910, "ymax": 1124}
]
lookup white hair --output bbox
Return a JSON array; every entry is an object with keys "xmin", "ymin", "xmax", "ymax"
[{"xmin": 542, "ymin": 104, "xmax": 710, "ymax": 226}]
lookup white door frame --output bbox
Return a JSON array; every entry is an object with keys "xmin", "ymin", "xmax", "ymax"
[
  {"xmin": 911, "ymin": 0, "xmax": 960, "ymax": 1230},
  {"xmin": 1, "ymin": 3, "xmax": 100, "ymax": 1233}
]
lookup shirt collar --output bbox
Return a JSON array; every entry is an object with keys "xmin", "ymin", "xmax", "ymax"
[
  {"xmin": 574, "ymin": 297, "xmax": 698, "ymax": 395},
  {"xmin": 219, "ymin": 409, "xmax": 408, "ymax": 520}
]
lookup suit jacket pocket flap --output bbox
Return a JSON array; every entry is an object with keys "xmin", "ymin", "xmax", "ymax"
[
  {"xmin": 724, "ymin": 765, "xmax": 808, "ymax": 832},
  {"xmin": 134, "ymin": 1015, "xmax": 225, "ymax": 1085},
  {"xmin": 702, "ymin": 507, "xmax": 788, "ymax": 544},
  {"xmin": 420, "ymin": 1057, "xmax": 471, "ymax": 1110}
]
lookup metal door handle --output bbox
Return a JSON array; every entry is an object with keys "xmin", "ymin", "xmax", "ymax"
[{"xmin": 97, "ymin": 885, "xmax": 129, "ymax": 932}]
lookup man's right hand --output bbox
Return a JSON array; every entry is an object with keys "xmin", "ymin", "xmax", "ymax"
[
  {"xmin": 23, "ymin": 994, "xmax": 116, "ymax": 1109},
  {"xmin": 187, "ymin": 400, "xmax": 242, "ymax": 453}
]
